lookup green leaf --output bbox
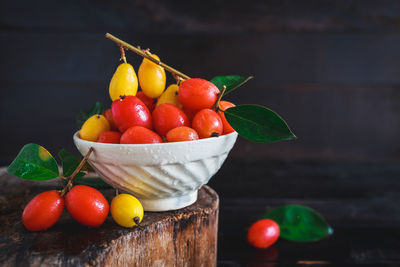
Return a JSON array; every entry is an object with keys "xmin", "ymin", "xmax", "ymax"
[
  {"xmin": 74, "ymin": 177, "xmax": 112, "ymax": 189},
  {"xmin": 76, "ymin": 101, "xmax": 104, "ymax": 128},
  {"xmin": 210, "ymin": 75, "xmax": 253, "ymax": 96},
  {"xmin": 263, "ymin": 205, "xmax": 333, "ymax": 242},
  {"xmin": 58, "ymin": 149, "xmax": 86, "ymax": 178},
  {"xmin": 224, "ymin": 104, "xmax": 296, "ymax": 143},
  {"xmin": 7, "ymin": 144, "xmax": 59, "ymax": 180}
]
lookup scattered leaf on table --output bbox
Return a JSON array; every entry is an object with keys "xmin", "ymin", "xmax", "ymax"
[
  {"xmin": 7, "ymin": 144, "xmax": 59, "ymax": 180},
  {"xmin": 58, "ymin": 149, "xmax": 87, "ymax": 178},
  {"xmin": 263, "ymin": 204, "xmax": 333, "ymax": 242},
  {"xmin": 76, "ymin": 101, "xmax": 104, "ymax": 128},
  {"xmin": 224, "ymin": 104, "xmax": 296, "ymax": 143},
  {"xmin": 75, "ymin": 177, "xmax": 112, "ymax": 189},
  {"xmin": 210, "ymin": 75, "xmax": 253, "ymax": 96}
]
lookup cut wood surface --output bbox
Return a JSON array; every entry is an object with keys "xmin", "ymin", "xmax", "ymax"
[{"xmin": 0, "ymin": 168, "xmax": 219, "ymax": 267}]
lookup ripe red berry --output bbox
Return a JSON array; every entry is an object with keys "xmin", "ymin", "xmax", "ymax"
[
  {"xmin": 247, "ymin": 219, "xmax": 280, "ymax": 249},
  {"xmin": 97, "ymin": 131, "xmax": 122, "ymax": 144},
  {"xmin": 111, "ymin": 95, "xmax": 152, "ymax": 132},
  {"xmin": 136, "ymin": 91, "xmax": 156, "ymax": 112},
  {"xmin": 178, "ymin": 78, "xmax": 220, "ymax": 111},
  {"xmin": 65, "ymin": 185, "xmax": 109, "ymax": 227},
  {"xmin": 166, "ymin": 126, "xmax": 199, "ymax": 142},
  {"xmin": 218, "ymin": 101, "xmax": 236, "ymax": 134},
  {"xmin": 152, "ymin": 103, "xmax": 190, "ymax": 136},
  {"xmin": 103, "ymin": 108, "xmax": 118, "ymax": 131},
  {"xmin": 192, "ymin": 109, "xmax": 223, "ymax": 139},
  {"xmin": 183, "ymin": 108, "xmax": 197, "ymax": 122},
  {"xmin": 22, "ymin": 190, "xmax": 64, "ymax": 231},
  {"xmin": 120, "ymin": 126, "xmax": 163, "ymax": 144}
]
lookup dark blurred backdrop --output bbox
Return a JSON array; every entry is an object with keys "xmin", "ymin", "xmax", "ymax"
[{"xmin": 1, "ymin": 1, "xmax": 400, "ymax": 166}]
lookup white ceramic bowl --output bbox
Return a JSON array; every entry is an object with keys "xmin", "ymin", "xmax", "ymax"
[{"xmin": 73, "ymin": 131, "xmax": 238, "ymax": 211}]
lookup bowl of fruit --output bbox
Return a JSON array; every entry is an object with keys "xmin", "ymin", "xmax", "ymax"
[{"xmin": 74, "ymin": 34, "xmax": 296, "ymax": 212}]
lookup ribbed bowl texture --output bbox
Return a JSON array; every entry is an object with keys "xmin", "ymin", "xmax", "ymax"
[{"xmin": 73, "ymin": 131, "xmax": 238, "ymax": 211}]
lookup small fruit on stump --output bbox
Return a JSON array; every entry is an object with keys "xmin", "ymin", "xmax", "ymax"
[
  {"xmin": 111, "ymin": 95, "xmax": 152, "ymax": 132},
  {"xmin": 111, "ymin": 193, "xmax": 144, "ymax": 228},
  {"xmin": 178, "ymin": 78, "xmax": 220, "ymax": 111},
  {"xmin": 247, "ymin": 219, "xmax": 280, "ymax": 249},
  {"xmin": 65, "ymin": 185, "xmax": 109, "ymax": 227},
  {"xmin": 109, "ymin": 63, "xmax": 138, "ymax": 101},
  {"xmin": 80, "ymin": 114, "xmax": 110, "ymax": 142},
  {"xmin": 22, "ymin": 190, "xmax": 64, "ymax": 231},
  {"xmin": 192, "ymin": 109, "xmax": 223, "ymax": 139}
]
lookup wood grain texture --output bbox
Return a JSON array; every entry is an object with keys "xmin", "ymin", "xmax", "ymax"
[{"xmin": 0, "ymin": 168, "xmax": 219, "ymax": 267}]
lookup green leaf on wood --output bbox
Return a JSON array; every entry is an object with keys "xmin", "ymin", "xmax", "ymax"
[
  {"xmin": 74, "ymin": 177, "xmax": 112, "ymax": 189},
  {"xmin": 210, "ymin": 75, "xmax": 253, "ymax": 96},
  {"xmin": 263, "ymin": 205, "xmax": 333, "ymax": 242},
  {"xmin": 7, "ymin": 144, "xmax": 59, "ymax": 180},
  {"xmin": 224, "ymin": 104, "xmax": 296, "ymax": 143},
  {"xmin": 76, "ymin": 101, "xmax": 104, "ymax": 128},
  {"xmin": 58, "ymin": 149, "xmax": 86, "ymax": 178}
]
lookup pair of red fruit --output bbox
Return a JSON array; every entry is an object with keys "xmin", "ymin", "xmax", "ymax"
[
  {"xmin": 22, "ymin": 185, "xmax": 109, "ymax": 231},
  {"xmin": 98, "ymin": 78, "xmax": 235, "ymax": 144}
]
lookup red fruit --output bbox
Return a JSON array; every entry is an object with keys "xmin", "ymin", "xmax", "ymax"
[
  {"xmin": 22, "ymin": 190, "xmax": 64, "ymax": 231},
  {"xmin": 192, "ymin": 109, "xmax": 223, "ymax": 139},
  {"xmin": 178, "ymin": 78, "xmax": 220, "ymax": 111},
  {"xmin": 65, "ymin": 185, "xmax": 109, "ymax": 227},
  {"xmin": 247, "ymin": 219, "xmax": 280, "ymax": 249},
  {"xmin": 120, "ymin": 126, "xmax": 163, "ymax": 144},
  {"xmin": 166, "ymin": 126, "xmax": 199, "ymax": 142},
  {"xmin": 97, "ymin": 131, "xmax": 122, "ymax": 144},
  {"xmin": 218, "ymin": 101, "xmax": 236, "ymax": 134},
  {"xmin": 137, "ymin": 91, "xmax": 156, "ymax": 112},
  {"xmin": 184, "ymin": 108, "xmax": 197, "ymax": 122},
  {"xmin": 111, "ymin": 95, "xmax": 152, "ymax": 132},
  {"xmin": 152, "ymin": 103, "xmax": 190, "ymax": 136},
  {"xmin": 103, "ymin": 108, "xmax": 118, "ymax": 131}
]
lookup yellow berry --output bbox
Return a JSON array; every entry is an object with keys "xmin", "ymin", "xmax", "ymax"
[
  {"xmin": 138, "ymin": 54, "xmax": 166, "ymax": 98},
  {"xmin": 156, "ymin": 84, "xmax": 182, "ymax": 108},
  {"xmin": 80, "ymin": 115, "xmax": 110, "ymax": 142},
  {"xmin": 109, "ymin": 63, "xmax": 138, "ymax": 101},
  {"xmin": 111, "ymin": 194, "xmax": 144, "ymax": 228}
]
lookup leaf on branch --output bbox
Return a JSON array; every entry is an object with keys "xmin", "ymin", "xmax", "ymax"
[
  {"xmin": 7, "ymin": 144, "xmax": 59, "ymax": 180},
  {"xmin": 58, "ymin": 149, "xmax": 88, "ymax": 178},
  {"xmin": 210, "ymin": 75, "xmax": 253, "ymax": 96},
  {"xmin": 224, "ymin": 104, "xmax": 296, "ymax": 143}
]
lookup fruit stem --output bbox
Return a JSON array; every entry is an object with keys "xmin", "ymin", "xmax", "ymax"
[
  {"xmin": 105, "ymin": 33, "xmax": 191, "ymax": 80},
  {"xmin": 120, "ymin": 46, "xmax": 127, "ymax": 63},
  {"xmin": 133, "ymin": 216, "xmax": 141, "ymax": 225},
  {"xmin": 212, "ymin": 85, "xmax": 227, "ymax": 111},
  {"xmin": 60, "ymin": 147, "xmax": 94, "ymax": 197}
]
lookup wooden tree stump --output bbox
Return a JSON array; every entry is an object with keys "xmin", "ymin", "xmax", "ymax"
[{"xmin": 0, "ymin": 168, "xmax": 219, "ymax": 266}]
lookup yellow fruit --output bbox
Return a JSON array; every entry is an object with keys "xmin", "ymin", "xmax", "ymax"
[
  {"xmin": 111, "ymin": 194, "xmax": 144, "ymax": 228},
  {"xmin": 109, "ymin": 63, "xmax": 138, "ymax": 101},
  {"xmin": 156, "ymin": 84, "xmax": 182, "ymax": 108},
  {"xmin": 138, "ymin": 54, "xmax": 166, "ymax": 98},
  {"xmin": 80, "ymin": 115, "xmax": 110, "ymax": 142}
]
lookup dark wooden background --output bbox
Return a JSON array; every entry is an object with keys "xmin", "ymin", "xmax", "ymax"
[
  {"xmin": 1, "ymin": 0, "xmax": 400, "ymax": 265},
  {"xmin": 2, "ymin": 0, "xmax": 400, "ymax": 165}
]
